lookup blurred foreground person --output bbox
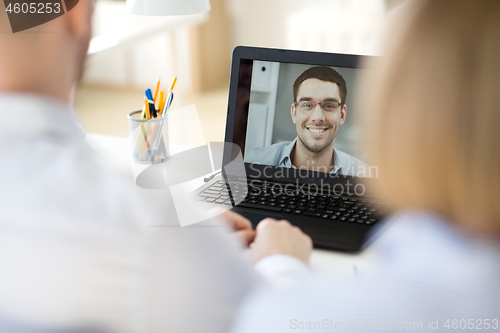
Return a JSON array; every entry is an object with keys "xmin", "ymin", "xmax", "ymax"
[
  {"xmin": 231, "ymin": 1, "xmax": 500, "ymax": 332},
  {"xmin": 0, "ymin": 2, "xmax": 312, "ymax": 332}
]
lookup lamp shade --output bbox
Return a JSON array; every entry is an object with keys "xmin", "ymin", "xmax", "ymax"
[{"xmin": 127, "ymin": 0, "xmax": 211, "ymax": 16}]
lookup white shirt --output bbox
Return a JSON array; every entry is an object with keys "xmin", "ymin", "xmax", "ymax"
[
  {"xmin": 245, "ymin": 138, "xmax": 371, "ymax": 177},
  {"xmin": 230, "ymin": 211, "xmax": 500, "ymax": 332},
  {"xmin": 0, "ymin": 93, "xmax": 305, "ymax": 333}
]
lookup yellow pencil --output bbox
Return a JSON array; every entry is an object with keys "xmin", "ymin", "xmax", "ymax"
[
  {"xmin": 144, "ymin": 98, "xmax": 151, "ymax": 119},
  {"xmin": 153, "ymin": 76, "xmax": 161, "ymax": 106},
  {"xmin": 169, "ymin": 77, "xmax": 177, "ymax": 92},
  {"xmin": 158, "ymin": 91, "xmax": 165, "ymax": 116}
]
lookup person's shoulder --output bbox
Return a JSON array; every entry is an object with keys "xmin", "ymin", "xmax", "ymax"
[
  {"xmin": 230, "ymin": 211, "xmax": 500, "ymax": 333},
  {"xmin": 46, "ymin": 138, "xmax": 166, "ymax": 229}
]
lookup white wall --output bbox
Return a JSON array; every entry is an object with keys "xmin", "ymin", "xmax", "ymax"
[
  {"xmin": 82, "ymin": 0, "xmax": 393, "ymax": 90},
  {"xmin": 226, "ymin": 0, "xmax": 386, "ymax": 55},
  {"xmin": 83, "ymin": 30, "xmax": 193, "ymax": 91},
  {"xmin": 81, "ymin": 1, "xmax": 198, "ymax": 91}
]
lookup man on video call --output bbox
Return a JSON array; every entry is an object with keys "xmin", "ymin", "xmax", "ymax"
[{"xmin": 246, "ymin": 66, "xmax": 369, "ymax": 176}]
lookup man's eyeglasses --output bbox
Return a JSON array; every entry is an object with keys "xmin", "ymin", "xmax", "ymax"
[{"xmin": 294, "ymin": 100, "xmax": 343, "ymax": 112}]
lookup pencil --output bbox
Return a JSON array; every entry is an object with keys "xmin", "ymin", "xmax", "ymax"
[
  {"xmin": 153, "ymin": 76, "xmax": 161, "ymax": 106},
  {"xmin": 169, "ymin": 77, "xmax": 177, "ymax": 92},
  {"xmin": 144, "ymin": 98, "xmax": 151, "ymax": 119}
]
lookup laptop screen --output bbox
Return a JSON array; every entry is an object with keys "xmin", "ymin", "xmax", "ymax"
[{"xmin": 232, "ymin": 58, "xmax": 372, "ymax": 178}]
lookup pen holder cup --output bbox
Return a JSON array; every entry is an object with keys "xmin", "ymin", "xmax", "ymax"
[{"xmin": 128, "ymin": 110, "xmax": 170, "ymax": 164}]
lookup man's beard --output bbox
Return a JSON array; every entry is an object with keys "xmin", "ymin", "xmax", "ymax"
[
  {"xmin": 297, "ymin": 134, "xmax": 335, "ymax": 153},
  {"xmin": 298, "ymin": 123, "xmax": 336, "ymax": 153}
]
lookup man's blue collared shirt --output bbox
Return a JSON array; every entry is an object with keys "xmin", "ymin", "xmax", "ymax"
[{"xmin": 245, "ymin": 138, "xmax": 370, "ymax": 177}]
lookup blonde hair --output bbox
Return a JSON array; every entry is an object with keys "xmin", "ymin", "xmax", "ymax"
[{"xmin": 363, "ymin": 0, "xmax": 500, "ymax": 234}]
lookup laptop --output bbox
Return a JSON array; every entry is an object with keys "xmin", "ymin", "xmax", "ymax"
[{"xmin": 195, "ymin": 46, "xmax": 385, "ymax": 252}]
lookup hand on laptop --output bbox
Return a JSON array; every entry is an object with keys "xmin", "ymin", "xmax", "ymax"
[
  {"xmin": 249, "ymin": 218, "xmax": 313, "ymax": 264},
  {"xmin": 220, "ymin": 210, "xmax": 256, "ymax": 246},
  {"xmin": 220, "ymin": 212, "xmax": 313, "ymax": 264}
]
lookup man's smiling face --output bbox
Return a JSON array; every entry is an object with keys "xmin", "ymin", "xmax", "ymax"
[{"xmin": 291, "ymin": 78, "xmax": 346, "ymax": 153}]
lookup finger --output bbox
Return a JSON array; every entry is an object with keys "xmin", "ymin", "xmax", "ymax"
[
  {"xmin": 234, "ymin": 229, "xmax": 256, "ymax": 246},
  {"xmin": 278, "ymin": 219, "xmax": 292, "ymax": 226},
  {"xmin": 256, "ymin": 218, "xmax": 278, "ymax": 231},
  {"xmin": 220, "ymin": 210, "xmax": 253, "ymax": 231}
]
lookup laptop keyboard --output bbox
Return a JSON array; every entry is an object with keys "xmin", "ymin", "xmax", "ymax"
[{"xmin": 196, "ymin": 180, "xmax": 384, "ymax": 225}]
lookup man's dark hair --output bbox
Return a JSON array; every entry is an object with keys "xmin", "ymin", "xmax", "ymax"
[{"xmin": 293, "ymin": 66, "xmax": 347, "ymax": 104}]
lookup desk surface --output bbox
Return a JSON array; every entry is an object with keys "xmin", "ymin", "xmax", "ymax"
[{"xmin": 85, "ymin": 132, "xmax": 381, "ymax": 277}]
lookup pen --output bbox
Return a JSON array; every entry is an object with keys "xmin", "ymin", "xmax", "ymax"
[
  {"xmin": 145, "ymin": 89, "xmax": 157, "ymax": 118},
  {"xmin": 161, "ymin": 92, "xmax": 172, "ymax": 116}
]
